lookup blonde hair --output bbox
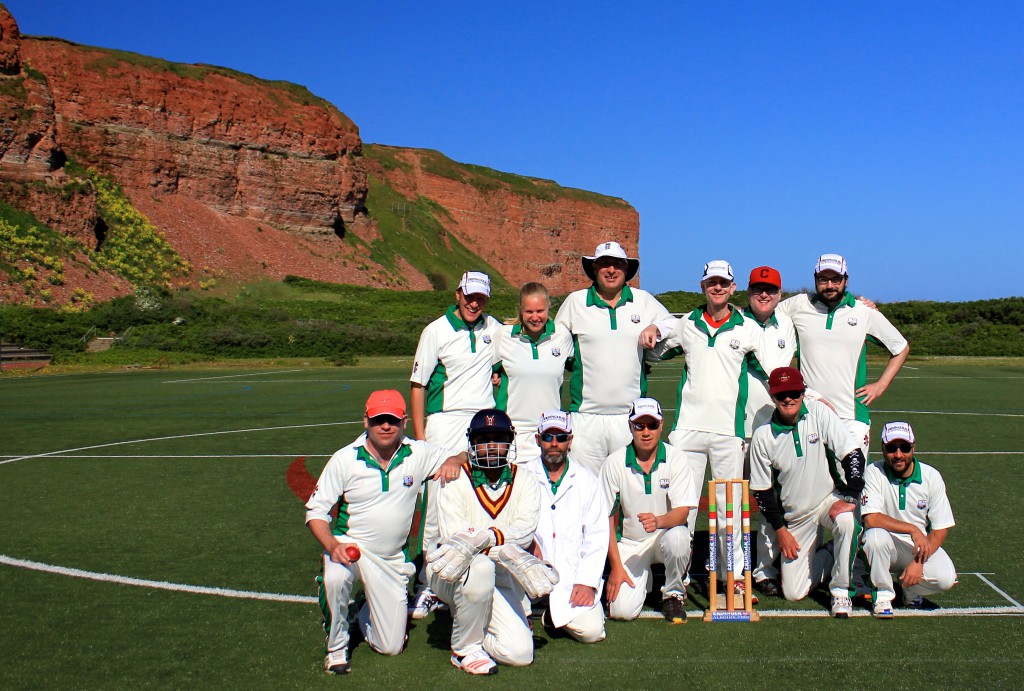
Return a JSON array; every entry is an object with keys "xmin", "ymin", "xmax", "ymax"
[{"xmin": 515, "ymin": 282, "xmax": 550, "ymax": 325}]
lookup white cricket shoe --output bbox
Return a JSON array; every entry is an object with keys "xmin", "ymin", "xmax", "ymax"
[
  {"xmin": 409, "ymin": 587, "xmax": 443, "ymax": 620},
  {"xmin": 324, "ymin": 650, "xmax": 351, "ymax": 675},
  {"xmin": 451, "ymin": 648, "xmax": 498, "ymax": 676},
  {"xmin": 831, "ymin": 594, "xmax": 853, "ymax": 619},
  {"xmin": 872, "ymin": 599, "xmax": 895, "ymax": 619}
]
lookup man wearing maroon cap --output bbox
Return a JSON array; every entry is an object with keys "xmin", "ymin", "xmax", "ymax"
[
  {"xmin": 748, "ymin": 368, "xmax": 867, "ymax": 618},
  {"xmin": 305, "ymin": 390, "xmax": 467, "ymax": 674}
]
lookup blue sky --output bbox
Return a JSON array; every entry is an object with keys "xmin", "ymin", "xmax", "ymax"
[{"xmin": 7, "ymin": 1, "xmax": 1022, "ymax": 301}]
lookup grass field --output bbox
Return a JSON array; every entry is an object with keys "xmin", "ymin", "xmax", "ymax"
[{"xmin": 2, "ymin": 357, "xmax": 1023, "ymax": 688}]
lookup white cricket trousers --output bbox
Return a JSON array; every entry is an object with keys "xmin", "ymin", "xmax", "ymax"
[
  {"xmin": 608, "ymin": 525, "xmax": 692, "ymax": 621},
  {"xmin": 780, "ymin": 493, "xmax": 861, "ymax": 601},
  {"xmin": 862, "ymin": 528, "xmax": 956, "ymax": 603}
]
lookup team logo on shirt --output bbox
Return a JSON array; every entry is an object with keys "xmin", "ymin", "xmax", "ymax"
[
  {"xmin": 403, "ymin": 475, "xmax": 414, "ymax": 487},
  {"xmin": 659, "ymin": 478, "xmax": 670, "ymax": 489},
  {"xmin": 483, "ymin": 335, "xmax": 492, "ymax": 344},
  {"xmin": 847, "ymin": 317, "xmax": 858, "ymax": 326},
  {"xmin": 631, "ymin": 314, "xmax": 641, "ymax": 323},
  {"xmin": 807, "ymin": 433, "xmax": 820, "ymax": 444},
  {"xmin": 917, "ymin": 499, "xmax": 927, "ymax": 510},
  {"xmin": 551, "ymin": 347, "xmax": 561, "ymax": 357},
  {"xmin": 777, "ymin": 339, "xmax": 786, "ymax": 349}
]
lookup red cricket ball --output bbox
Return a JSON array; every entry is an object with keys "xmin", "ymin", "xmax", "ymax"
[{"xmin": 345, "ymin": 545, "xmax": 361, "ymax": 562}]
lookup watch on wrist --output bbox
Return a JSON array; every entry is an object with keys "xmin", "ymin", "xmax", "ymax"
[{"xmin": 842, "ymin": 495, "xmax": 857, "ymax": 504}]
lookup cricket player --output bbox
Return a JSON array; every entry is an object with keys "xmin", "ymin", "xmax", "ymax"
[
  {"xmin": 525, "ymin": 410, "xmax": 609, "ymax": 642},
  {"xmin": 426, "ymin": 409, "xmax": 556, "ymax": 675},
  {"xmin": 749, "ymin": 367, "xmax": 867, "ymax": 618},
  {"xmin": 492, "ymin": 282, "xmax": 574, "ymax": 465},
  {"xmin": 409, "ymin": 270, "xmax": 503, "ymax": 619},
  {"xmin": 645, "ymin": 260, "xmax": 763, "ymax": 601},
  {"xmin": 602, "ymin": 398, "xmax": 698, "ymax": 624},
  {"xmin": 778, "ymin": 253, "xmax": 909, "ymax": 453},
  {"xmin": 861, "ymin": 421, "xmax": 957, "ymax": 618},
  {"xmin": 741, "ymin": 265, "xmax": 798, "ymax": 598},
  {"xmin": 554, "ymin": 241, "xmax": 673, "ymax": 474},
  {"xmin": 305, "ymin": 390, "xmax": 466, "ymax": 675}
]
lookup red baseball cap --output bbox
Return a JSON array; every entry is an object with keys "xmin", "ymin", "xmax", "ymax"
[
  {"xmin": 748, "ymin": 266, "xmax": 782, "ymax": 289},
  {"xmin": 365, "ymin": 390, "xmax": 406, "ymax": 418},
  {"xmin": 768, "ymin": 367, "xmax": 805, "ymax": 395}
]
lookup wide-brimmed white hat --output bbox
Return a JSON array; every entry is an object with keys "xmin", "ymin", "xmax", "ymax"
[{"xmin": 582, "ymin": 241, "xmax": 640, "ymax": 282}]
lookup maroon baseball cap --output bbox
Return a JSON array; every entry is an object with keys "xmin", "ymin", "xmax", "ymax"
[{"xmin": 768, "ymin": 367, "xmax": 805, "ymax": 395}]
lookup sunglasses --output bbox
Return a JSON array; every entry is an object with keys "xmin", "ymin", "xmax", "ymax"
[
  {"xmin": 368, "ymin": 415, "xmax": 403, "ymax": 426},
  {"xmin": 631, "ymin": 421, "xmax": 661, "ymax": 431},
  {"xmin": 772, "ymin": 390, "xmax": 804, "ymax": 401},
  {"xmin": 815, "ymin": 275, "xmax": 845, "ymax": 285},
  {"xmin": 884, "ymin": 441, "xmax": 914, "ymax": 453},
  {"xmin": 749, "ymin": 285, "xmax": 780, "ymax": 296},
  {"xmin": 539, "ymin": 432, "xmax": 571, "ymax": 443}
]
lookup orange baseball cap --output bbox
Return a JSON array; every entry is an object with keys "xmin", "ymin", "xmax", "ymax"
[
  {"xmin": 748, "ymin": 266, "xmax": 782, "ymax": 289},
  {"xmin": 365, "ymin": 390, "xmax": 406, "ymax": 418}
]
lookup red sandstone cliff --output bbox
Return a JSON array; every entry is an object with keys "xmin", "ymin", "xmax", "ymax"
[{"xmin": 0, "ymin": 6, "xmax": 638, "ymax": 305}]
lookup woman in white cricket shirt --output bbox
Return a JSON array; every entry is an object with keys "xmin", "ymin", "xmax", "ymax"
[{"xmin": 492, "ymin": 282, "xmax": 574, "ymax": 464}]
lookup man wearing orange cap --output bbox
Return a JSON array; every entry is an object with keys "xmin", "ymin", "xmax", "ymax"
[{"xmin": 306, "ymin": 390, "xmax": 467, "ymax": 675}]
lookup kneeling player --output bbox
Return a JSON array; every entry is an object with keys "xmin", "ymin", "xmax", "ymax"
[
  {"xmin": 426, "ymin": 409, "xmax": 557, "ymax": 675},
  {"xmin": 861, "ymin": 422, "xmax": 957, "ymax": 618},
  {"xmin": 526, "ymin": 410, "xmax": 609, "ymax": 642},
  {"xmin": 602, "ymin": 398, "xmax": 697, "ymax": 623},
  {"xmin": 305, "ymin": 390, "xmax": 465, "ymax": 675}
]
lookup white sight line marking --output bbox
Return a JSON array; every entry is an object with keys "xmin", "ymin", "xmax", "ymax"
[
  {"xmin": 0, "ymin": 421, "xmax": 362, "ymax": 467},
  {"xmin": 965, "ymin": 572, "xmax": 1024, "ymax": 609}
]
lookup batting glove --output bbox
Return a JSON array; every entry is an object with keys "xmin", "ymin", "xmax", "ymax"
[
  {"xmin": 426, "ymin": 528, "xmax": 495, "ymax": 582},
  {"xmin": 494, "ymin": 544, "xmax": 560, "ymax": 598}
]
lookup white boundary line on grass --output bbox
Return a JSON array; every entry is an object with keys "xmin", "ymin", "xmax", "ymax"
[
  {"xmin": 874, "ymin": 409, "xmax": 1024, "ymax": 418},
  {"xmin": 3, "ymin": 553, "xmax": 1022, "ymax": 617},
  {"xmin": 966, "ymin": 572, "xmax": 1024, "ymax": 608},
  {"xmin": 162, "ymin": 369, "xmax": 302, "ymax": 383},
  {"xmin": 0, "ymin": 554, "xmax": 317, "ymax": 604},
  {"xmin": 0, "ymin": 420, "xmax": 362, "ymax": 467}
]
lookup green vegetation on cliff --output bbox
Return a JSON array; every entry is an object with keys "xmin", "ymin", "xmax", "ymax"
[{"xmin": 362, "ymin": 173, "xmax": 511, "ymax": 292}]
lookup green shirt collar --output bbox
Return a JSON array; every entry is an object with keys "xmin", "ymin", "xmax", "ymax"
[
  {"xmin": 586, "ymin": 284, "xmax": 634, "ymax": 309},
  {"xmin": 511, "ymin": 318, "xmax": 555, "ymax": 343},
  {"xmin": 769, "ymin": 403, "xmax": 810, "ymax": 436},
  {"xmin": 811, "ymin": 290, "xmax": 856, "ymax": 312},
  {"xmin": 444, "ymin": 304, "xmax": 487, "ymax": 331},
  {"xmin": 883, "ymin": 457, "xmax": 923, "ymax": 486},
  {"xmin": 355, "ymin": 442, "xmax": 412, "ymax": 471},
  {"xmin": 544, "ymin": 459, "xmax": 569, "ymax": 494},
  {"xmin": 470, "ymin": 464, "xmax": 514, "ymax": 488},
  {"xmin": 742, "ymin": 305, "xmax": 779, "ymax": 328}
]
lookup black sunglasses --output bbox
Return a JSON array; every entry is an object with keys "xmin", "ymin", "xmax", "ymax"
[
  {"xmin": 773, "ymin": 390, "xmax": 804, "ymax": 401},
  {"xmin": 539, "ymin": 432, "xmax": 571, "ymax": 443},
  {"xmin": 884, "ymin": 441, "xmax": 913, "ymax": 453},
  {"xmin": 368, "ymin": 414, "xmax": 403, "ymax": 426},
  {"xmin": 631, "ymin": 421, "xmax": 661, "ymax": 431}
]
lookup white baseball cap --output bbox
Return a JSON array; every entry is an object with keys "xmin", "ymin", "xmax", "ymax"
[
  {"xmin": 701, "ymin": 259, "xmax": 734, "ymax": 282},
  {"xmin": 881, "ymin": 421, "xmax": 915, "ymax": 444},
  {"xmin": 458, "ymin": 271, "xmax": 491, "ymax": 297},
  {"xmin": 537, "ymin": 410, "xmax": 572, "ymax": 434},
  {"xmin": 582, "ymin": 241, "xmax": 640, "ymax": 282},
  {"xmin": 814, "ymin": 253, "xmax": 848, "ymax": 276},
  {"xmin": 628, "ymin": 397, "xmax": 663, "ymax": 422}
]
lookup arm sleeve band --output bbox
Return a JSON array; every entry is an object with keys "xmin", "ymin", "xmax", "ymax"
[
  {"xmin": 752, "ymin": 488, "xmax": 787, "ymax": 531},
  {"xmin": 839, "ymin": 448, "xmax": 866, "ymax": 495}
]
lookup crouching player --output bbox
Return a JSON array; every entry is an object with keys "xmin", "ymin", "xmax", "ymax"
[
  {"xmin": 861, "ymin": 421, "xmax": 957, "ymax": 618},
  {"xmin": 305, "ymin": 390, "xmax": 466, "ymax": 675},
  {"xmin": 526, "ymin": 410, "xmax": 609, "ymax": 642},
  {"xmin": 749, "ymin": 368, "xmax": 867, "ymax": 618},
  {"xmin": 602, "ymin": 398, "xmax": 697, "ymax": 623},
  {"xmin": 426, "ymin": 409, "xmax": 557, "ymax": 675}
]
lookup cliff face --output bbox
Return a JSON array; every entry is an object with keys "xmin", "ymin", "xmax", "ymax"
[
  {"xmin": 0, "ymin": 6, "xmax": 639, "ymax": 305},
  {"xmin": 363, "ymin": 146, "xmax": 640, "ymax": 295}
]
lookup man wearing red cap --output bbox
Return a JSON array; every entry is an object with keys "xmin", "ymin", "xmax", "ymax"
[
  {"xmin": 860, "ymin": 421, "xmax": 957, "ymax": 618},
  {"xmin": 305, "ymin": 390, "xmax": 467, "ymax": 675},
  {"xmin": 748, "ymin": 368, "xmax": 867, "ymax": 618},
  {"xmin": 741, "ymin": 265, "xmax": 798, "ymax": 597}
]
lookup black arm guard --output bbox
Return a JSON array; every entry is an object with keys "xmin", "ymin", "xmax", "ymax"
[
  {"xmin": 839, "ymin": 448, "xmax": 866, "ymax": 495},
  {"xmin": 752, "ymin": 488, "xmax": 787, "ymax": 531}
]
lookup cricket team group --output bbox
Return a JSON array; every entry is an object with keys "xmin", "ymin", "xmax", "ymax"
[{"xmin": 304, "ymin": 242, "xmax": 958, "ymax": 675}]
